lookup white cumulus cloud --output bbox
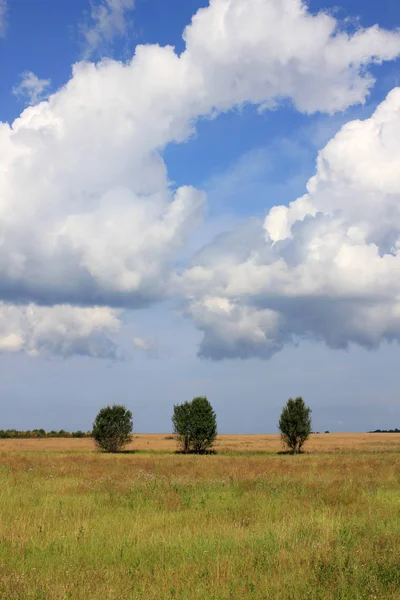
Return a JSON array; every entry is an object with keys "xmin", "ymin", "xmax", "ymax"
[
  {"xmin": 181, "ymin": 88, "xmax": 400, "ymax": 359},
  {"xmin": 2, "ymin": 0, "xmax": 400, "ymax": 310},
  {"xmin": 0, "ymin": 304, "xmax": 121, "ymax": 358},
  {"xmin": 1, "ymin": 0, "xmax": 400, "ymax": 357},
  {"xmin": 183, "ymin": 0, "xmax": 400, "ymax": 114}
]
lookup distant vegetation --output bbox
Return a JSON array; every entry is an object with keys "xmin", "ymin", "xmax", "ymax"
[
  {"xmin": 312, "ymin": 431, "xmax": 330, "ymax": 434},
  {"xmin": 0, "ymin": 429, "xmax": 91, "ymax": 439},
  {"xmin": 369, "ymin": 428, "xmax": 400, "ymax": 433}
]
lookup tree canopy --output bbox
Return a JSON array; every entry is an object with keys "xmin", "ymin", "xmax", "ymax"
[
  {"xmin": 172, "ymin": 396, "xmax": 217, "ymax": 454},
  {"xmin": 92, "ymin": 404, "xmax": 133, "ymax": 453},
  {"xmin": 278, "ymin": 396, "xmax": 311, "ymax": 454}
]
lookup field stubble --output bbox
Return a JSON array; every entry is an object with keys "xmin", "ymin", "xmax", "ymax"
[{"xmin": 0, "ymin": 434, "xmax": 399, "ymax": 599}]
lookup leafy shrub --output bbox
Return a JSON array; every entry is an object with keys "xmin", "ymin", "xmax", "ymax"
[
  {"xmin": 172, "ymin": 396, "xmax": 217, "ymax": 454},
  {"xmin": 92, "ymin": 405, "xmax": 133, "ymax": 453}
]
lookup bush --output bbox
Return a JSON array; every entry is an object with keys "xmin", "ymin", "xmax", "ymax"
[
  {"xmin": 172, "ymin": 396, "xmax": 217, "ymax": 454},
  {"xmin": 92, "ymin": 405, "xmax": 133, "ymax": 453},
  {"xmin": 72, "ymin": 430, "xmax": 85, "ymax": 438},
  {"xmin": 278, "ymin": 396, "xmax": 312, "ymax": 454}
]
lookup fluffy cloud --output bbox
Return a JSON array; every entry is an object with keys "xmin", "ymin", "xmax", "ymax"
[
  {"xmin": 2, "ymin": 0, "xmax": 400, "ymax": 309},
  {"xmin": 2, "ymin": 0, "xmax": 400, "ymax": 357},
  {"xmin": 13, "ymin": 72, "xmax": 51, "ymax": 105},
  {"xmin": 183, "ymin": 0, "xmax": 400, "ymax": 114},
  {"xmin": 0, "ymin": 303, "xmax": 120, "ymax": 358},
  {"xmin": 0, "ymin": 81, "xmax": 206, "ymax": 307},
  {"xmin": 82, "ymin": 0, "xmax": 135, "ymax": 56},
  {"xmin": 182, "ymin": 88, "xmax": 400, "ymax": 359}
]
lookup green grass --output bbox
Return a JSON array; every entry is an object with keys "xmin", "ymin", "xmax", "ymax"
[{"xmin": 0, "ymin": 451, "xmax": 399, "ymax": 599}]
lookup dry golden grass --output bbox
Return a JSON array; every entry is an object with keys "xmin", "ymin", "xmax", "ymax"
[{"xmin": 0, "ymin": 431, "xmax": 399, "ymax": 453}]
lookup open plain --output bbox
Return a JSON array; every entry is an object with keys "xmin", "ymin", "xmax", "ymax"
[
  {"xmin": 0, "ymin": 433, "xmax": 399, "ymax": 599},
  {"xmin": 1, "ymin": 431, "xmax": 400, "ymax": 454}
]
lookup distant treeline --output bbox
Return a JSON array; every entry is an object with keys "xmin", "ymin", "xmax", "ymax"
[
  {"xmin": 312, "ymin": 431, "xmax": 330, "ymax": 434},
  {"xmin": 0, "ymin": 429, "xmax": 92, "ymax": 439},
  {"xmin": 369, "ymin": 429, "xmax": 400, "ymax": 433}
]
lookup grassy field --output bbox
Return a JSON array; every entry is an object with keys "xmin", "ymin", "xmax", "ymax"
[{"xmin": 0, "ymin": 435, "xmax": 399, "ymax": 599}]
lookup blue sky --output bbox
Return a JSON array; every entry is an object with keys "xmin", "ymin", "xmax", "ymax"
[{"xmin": 0, "ymin": 0, "xmax": 400, "ymax": 433}]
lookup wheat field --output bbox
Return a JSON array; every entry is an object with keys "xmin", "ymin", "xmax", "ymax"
[
  {"xmin": 0, "ymin": 434, "xmax": 399, "ymax": 599},
  {"xmin": 1, "ymin": 431, "xmax": 400, "ymax": 454}
]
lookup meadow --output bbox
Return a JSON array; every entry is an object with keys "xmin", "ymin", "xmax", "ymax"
[{"xmin": 0, "ymin": 434, "xmax": 399, "ymax": 599}]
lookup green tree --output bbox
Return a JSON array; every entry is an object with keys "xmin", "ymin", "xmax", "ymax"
[
  {"xmin": 278, "ymin": 396, "xmax": 312, "ymax": 454},
  {"xmin": 92, "ymin": 404, "xmax": 133, "ymax": 453},
  {"xmin": 189, "ymin": 396, "xmax": 218, "ymax": 454},
  {"xmin": 172, "ymin": 396, "xmax": 217, "ymax": 454},
  {"xmin": 172, "ymin": 401, "xmax": 192, "ymax": 453}
]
